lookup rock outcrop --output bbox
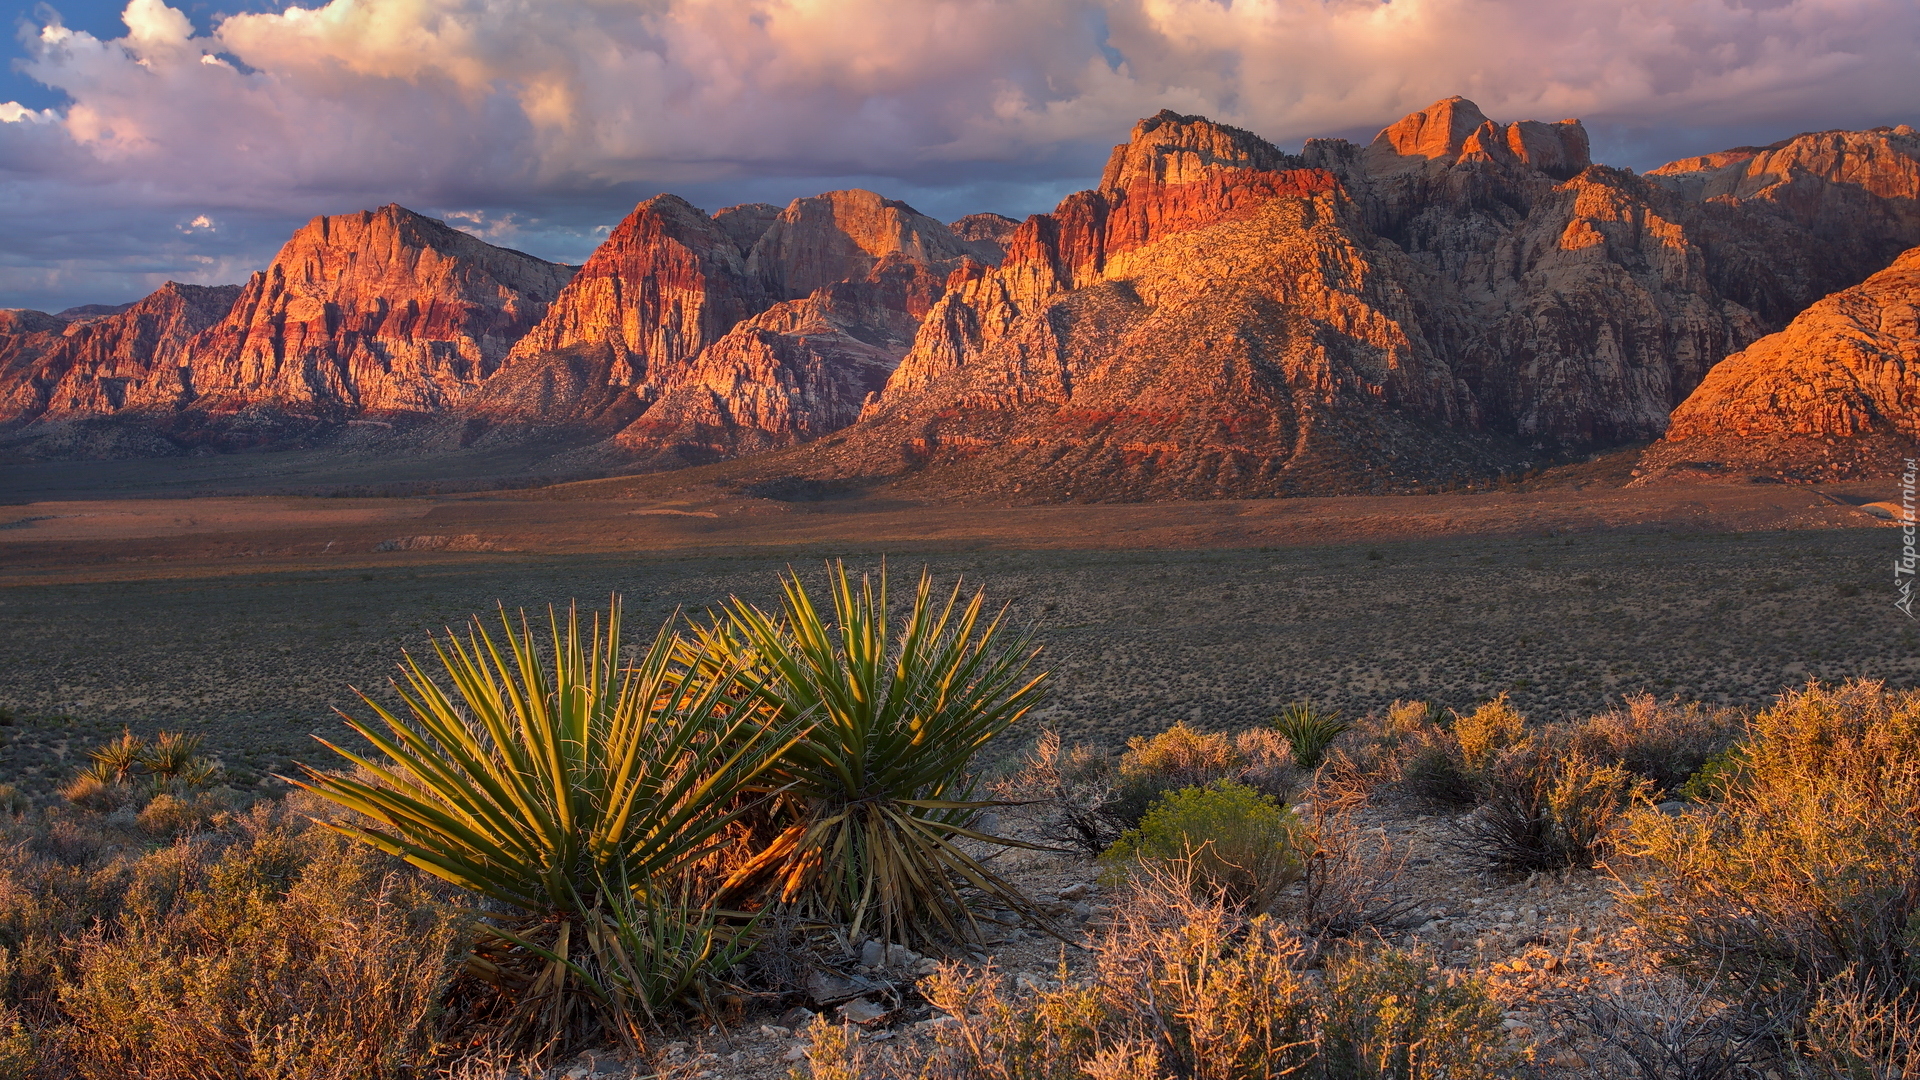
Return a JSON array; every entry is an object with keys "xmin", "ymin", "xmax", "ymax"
[
  {"xmin": 467, "ymin": 194, "xmax": 763, "ymax": 430},
  {"xmin": 756, "ymin": 100, "xmax": 1920, "ymax": 501},
  {"xmin": 176, "ymin": 205, "xmax": 572, "ymax": 418},
  {"xmin": 1639, "ymin": 245, "xmax": 1920, "ymax": 482},
  {"xmin": 477, "ymin": 189, "xmax": 990, "ymax": 459},
  {"xmin": 0, "ymin": 283, "xmax": 243, "ymax": 423},
  {"xmin": 949, "ymin": 213, "xmax": 1020, "ymax": 261},
  {"xmin": 792, "ymin": 110, "xmax": 1524, "ymax": 500},
  {"xmin": 745, "ymin": 189, "xmax": 996, "ymax": 300}
]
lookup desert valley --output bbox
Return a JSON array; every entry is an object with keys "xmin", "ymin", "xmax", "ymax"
[{"xmin": 2, "ymin": 89, "xmax": 1918, "ymax": 1080}]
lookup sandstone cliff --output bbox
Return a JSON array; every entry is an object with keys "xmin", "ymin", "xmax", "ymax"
[
  {"xmin": 745, "ymin": 189, "xmax": 996, "ymax": 300},
  {"xmin": 796, "ymin": 110, "xmax": 1525, "ymax": 501},
  {"xmin": 476, "ymin": 189, "xmax": 988, "ymax": 460},
  {"xmin": 176, "ymin": 205, "xmax": 572, "ymax": 418},
  {"xmin": 1638, "ymin": 245, "xmax": 1920, "ymax": 482},
  {"xmin": 760, "ymin": 100, "xmax": 1920, "ymax": 501},
  {"xmin": 0, "ymin": 283, "xmax": 243, "ymax": 424},
  {"xmin": 467, "ymin": 194, "xmax": 763, "ymax": 430}
]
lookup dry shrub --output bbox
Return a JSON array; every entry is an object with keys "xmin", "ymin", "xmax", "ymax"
[
  {"xmin": 1291, "ymin": 781, "xmax": 1420, "ymax": 938},
  {"xmin": 1235, "ymin": 727, "xmax": 1298, "ymax": 796},
  {"xmin": 57, "ymin": 823, "xmax": 462, "ymax": 1080},
  {"xmin": 1108, "ymin": 722, "xmax": 1298, "ymax": 827},
  {"xmin": 0, "ymin": 815, "xmax": 136, "ymax": 1027},
  {"xmin": 995, "ymin": 729, "xmax": 1127, "ymax": 856},
  {"xmin": 1544, "ymin": 969, "xmax": 1782, "ymax": 1080},
  {"xmin": 1454, "ymin": 696, "xmax": 1527, "ymax": 771},
  {"xmin": 1109, "ymin": 723, "xmax": 1242, "ymax": 824},
  {"xmin": 1574, "ymin": 695, "xmax": 1742, "ymax": 797},
  {"xmin": 1620, "ymin": 681, "xmax": 1920, "ymax": 1018},
  {"xmin": 826, "ymin": 869, "xmax": 1522, "ymax": 1080},
  {"xmin": 1452, "ymin": 739, "xmax": 1649, "ymax": 873},
  {"xmin": 1804, "ymin": 978, "xmax": 1920, "ymax": 1079}
]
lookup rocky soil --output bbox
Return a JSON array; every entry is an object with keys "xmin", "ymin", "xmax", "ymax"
[
  {"xmin": 453, "ymin": 795, "xmax": 1648, "ymax": 1080},
  {"xmin": 0, "ymin": 525, "xmax": 1908, "ymax": 798}
]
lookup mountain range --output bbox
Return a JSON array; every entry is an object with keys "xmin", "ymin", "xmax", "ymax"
[{"xmin": 4, "ymin": 97, "xmax": 1916, "ymax": 499}]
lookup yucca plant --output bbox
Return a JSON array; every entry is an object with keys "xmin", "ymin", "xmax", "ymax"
[
  {"xmin": 292, "ymin": 598, "xmax": 801, "ymax": 1053},
  {"xmin": 698, "ymin": 564, "xmax": 1048, "ymax": 948},
  {"xmin": 1269, "ymin": 701, "xmax": 1350, "ymax": 770}
]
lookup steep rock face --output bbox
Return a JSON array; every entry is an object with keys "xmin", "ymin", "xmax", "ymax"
[
  {"xmin": 812, "ymin": 110, "xmax": 1524, "ymax": 500},
  {"xmin": 949, "ymin": 213, "xmax": 1020, "ymax": 261},
  {"xmin": 0, "ymin": 283, "xmax": 242, "ymax": 422},
  {"xmin": 713, "ymin": 203, "xmax": 784, "ymax": 256},
  {"xmin": 745, "ymin": 189, "xmax": 995, "ymax": 301},
  {"xmin": 0, "ymin": 311, "xmax": 68, "ymax": 421},
  {"xmin": 468, "ymin": 194, "xmax": 764, "ymax": 428},
  {"xmin": 1638, "ymin": 245, "xmax": 1920, "ymax": 481},
  {"xmin": 1305, "ymin": 100, "xmax": 1762, "ymax": 446},
  {"xmin": 474, "ymin": 191, "xmax": 980, "ymax": 454},
  {"xmin": 607, "ymin": 253, "xmax": 951, "ymax": 465},
  {"xmin": 181, "ymin": 205, "xmax": 572, "ymax": 416},
  {"xmin": 1648, "ymin": 125, "xmax": 1920, "ymax": 325}
]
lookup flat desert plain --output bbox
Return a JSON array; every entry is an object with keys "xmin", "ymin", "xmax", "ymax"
[{"xmin": 1, "ymin": 465, "xmax": 1913, "ymax": 798}]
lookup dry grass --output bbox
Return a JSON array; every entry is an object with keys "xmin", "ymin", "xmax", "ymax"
[{"xmin": 795, "ymin": 868, "xmax": 1522, "ymax": 1080}]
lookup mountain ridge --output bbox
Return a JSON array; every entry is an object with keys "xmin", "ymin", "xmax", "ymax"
[{"xmin": 4, "ymin": 100, "xmax": 1917, "ymax": 500}]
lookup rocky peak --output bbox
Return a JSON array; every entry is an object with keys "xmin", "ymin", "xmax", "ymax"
[
  {"xmin": 179, "ymin": 203, "xmax": 573, "ymax": 415},
  {"xmin": 1, "ymin": 281, "xmax": 243, "ymax": 422},
  {"xmin": 1098, "ymin": 109, "xmax": 1293, "ymax": 192},
  {"xmin": 0, "ymin": 309, "xmax": 67, "ymax": 337},
  {"xmin": 1648, "ymin": 126, "xmax": 1920, "ymax": 202},
  {"xmin": 948, "ymin": 213, "xmax": 1020, "ymax": 262},
  {"xmin": 473, "ymin": 194, "xmax": 761, "ymax": 424},
  {"xmin": 1361, "ymin": 97, "xmax": 1591, "ymax": 179},
  {"xmin": 713, "ymin": 203, "xmax": 784, "ymax": 256},
  {"xmin": 746, "ymin": 189, "xmax": 991, "ymax": 300},
  {"xmin": 1644, "ymin": 243, "xmax": 1920, "ymax": 481},
  {"xmin": 1366, "ymin": 97, "xmax": 1491, "ymax": 165}
]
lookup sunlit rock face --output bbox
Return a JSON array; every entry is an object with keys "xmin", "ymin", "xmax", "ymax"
[
  {"xmin": 6, "ymin": 104, "xmax": 1920, "ymax": 491},
  {"xmin": 773, "ymin": 101, "xmax": 1920, "ymax": 501},
  {"xmin": 1636, "ymin": 245, "xmax": 1920, "ymax": 482},
  {"xmin": 0, "ymin": 283, "xmax": 244, "ymax": 424},
  {"xmin": 176, "ymin": 205, "xmax": 573, "ymax": 417},
  {"xmin": 472, "ymin": 187, "xmax": 997, "ymax": 459}
]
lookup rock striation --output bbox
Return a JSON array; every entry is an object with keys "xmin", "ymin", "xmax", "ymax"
[
  {"xmin": 474, "ymin": 188, "xmax": 990, "ymax": 461},
  {"xmin": 1638, "ymin": 245, "xmax": 1920, "ymax": 482},
  {"xmin": 180, "ymin": 205, "xmax": 573, "ymax": 418},
  {"xmin": 765, "ymin": 101, "xmax": 1920, "ymax": 500},
  {"xmin": 0, "ymin": 283, "xmax": 243, "ymax": 423}
]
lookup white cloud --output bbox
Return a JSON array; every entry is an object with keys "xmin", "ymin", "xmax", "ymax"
[{"xmin": 3, "ymin": 0, "xmax": 1919, "ymax": 310}]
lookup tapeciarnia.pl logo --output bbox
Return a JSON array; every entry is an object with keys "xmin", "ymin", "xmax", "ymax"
[{"xmin": 1898, "ymin": 458, "xmax": 1917, "ymax": 619}]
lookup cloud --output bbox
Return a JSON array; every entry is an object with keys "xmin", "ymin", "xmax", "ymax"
[{"xmin": 2, "ymin": 0, "xmax": 1919, "ymax": 310}]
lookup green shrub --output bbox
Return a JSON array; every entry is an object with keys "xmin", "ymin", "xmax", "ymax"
[
  {"xmin": 700, "ymin": 564, "xmax": 1048, "ymax": 947},
  {"xmin": 1621, "ymin": 680, "xmax": 1920, "ymax": 1016},
  {"xmin": 1268, "ymin": 701, "xmax": 1350, "ymax": 770},
  {"xmin": 1100, "ymin": 781, "xmax": 1303, "ymax": 911},
  {"xmin": 1677, "ymin": 744, "xmax": 1749, "ymax": 803}
]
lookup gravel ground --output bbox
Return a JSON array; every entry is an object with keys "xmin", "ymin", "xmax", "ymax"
[{"xmin": 0, "ymin": 527, "xmax": 1911, "ymax": 798}]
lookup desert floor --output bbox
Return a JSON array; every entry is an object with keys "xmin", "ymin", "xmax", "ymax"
[{"xmin": 1, "ymin": 464, "xmax": 1912, "ymax": 795}]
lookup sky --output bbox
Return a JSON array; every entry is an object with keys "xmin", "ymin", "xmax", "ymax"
[{"xmin": 3, "ymin": 0, "xmax": 1919, "ymax": 313}]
